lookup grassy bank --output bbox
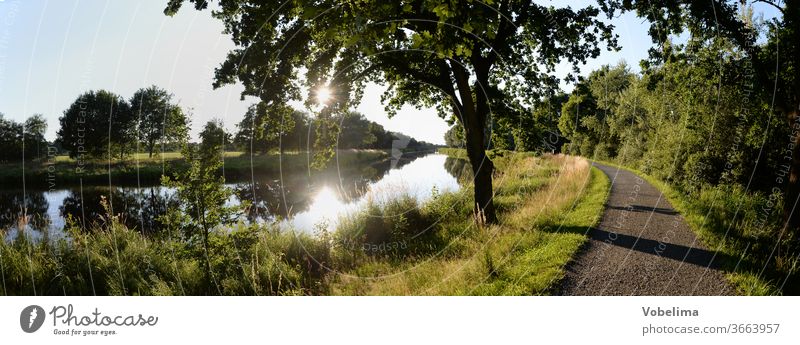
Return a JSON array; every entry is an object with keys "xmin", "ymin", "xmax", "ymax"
[
  {"xmin": 328, "ymin": 151, "xmax": 610, "ymax": 295},
  {"xmin": 0, "ymin": 218, "xmax": 328, "ymax": 295},
  {"xmin": 0, "ymin": 151, "xmax": 610, "ymax": 295},
  {"xmin": 593, "ymin": 160, "xmax": 796, "ymax": 295},
  {"xmin": 0, "ymin": 150, "xmax": 389, "ymax": 188}
]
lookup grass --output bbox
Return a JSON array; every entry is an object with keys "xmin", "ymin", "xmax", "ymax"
[
  {"xmin": 436, "ymin": 147, "xmax": 469, "ymax": 160},
  {"xmin": 327, "ymin": 151, "xmax": 610, "ymax": 295},
  {"xmin": 592, "ymin": 159, "xmax": 794, "ymax": 295},
  {"xmin": 1, "ymin": 149, "xmax": 389, "ymax": 188},
  {"xmin": 0, "ymin": 210, "xmax": 328, "ymax": 296},
  {"xmin": 0, "ymin": 150, "xmax": 611, "ymax": 295}
]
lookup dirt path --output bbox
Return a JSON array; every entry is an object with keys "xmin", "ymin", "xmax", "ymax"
[{"xmin": 560, "ymin": 163, "xmax": 735, "ymax": 295}]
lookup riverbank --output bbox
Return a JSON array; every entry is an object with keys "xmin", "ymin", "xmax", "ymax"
[
  {"xmin": 328, "ymin": 150, "xmax": 610, "ymax": 295},
  {"xmin": 0, "ymin": 151, "xmax": 610, "ymax": 295},
  {"xmin": 0, "ymin": 150, "xmax": 391, "ymax": 188}
]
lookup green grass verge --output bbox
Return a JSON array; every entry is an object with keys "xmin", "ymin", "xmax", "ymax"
[{"xmin": 479, "ymin": 165, "xmax": 610, "ymax": 295}]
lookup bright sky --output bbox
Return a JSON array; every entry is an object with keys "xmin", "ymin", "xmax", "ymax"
[{"xmin": 0, "ymin": 1, "xmax": 776, "ymax": 145}]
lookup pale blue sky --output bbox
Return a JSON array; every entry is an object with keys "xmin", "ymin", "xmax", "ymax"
[{"xmin": 0, "ymin": 1, "xmax": 774, "ymax": 145}]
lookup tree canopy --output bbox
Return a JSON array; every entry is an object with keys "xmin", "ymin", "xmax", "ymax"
[
  {"xmin": 130, "ymin": 85, "xmax": 188, "ymax": 158},
  {"xmin": 165, "ymin": 0, "xmax": 619, "ymax": 223},
  {"xmin": 57, "ymin": 90, "xmax": 136, "ymax": 159},
  {"xmin": 0, "ymin": 113, "xmax": 48, "ymax": 163}
]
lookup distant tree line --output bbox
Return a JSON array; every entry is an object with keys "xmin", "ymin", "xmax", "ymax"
[
  {"xmin": 0, "ymin": 113, "xmax": 48, "ymax": 163},
  {"xmin": 2, "ymin": 86, "xmax": 435, "ymax": 163},
  {"xmin": 233, "ymin": 108, "xmax": 437, "ymax": 154},
  {"xmin": 56, "ymin": 86, "xmax": 188, "ymax": 159}
]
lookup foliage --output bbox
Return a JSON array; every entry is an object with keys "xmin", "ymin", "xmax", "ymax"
[
  {"xmin": 559, "ymin": 39, "xmax": 798, "ymax": 293},
  {"xmin": 0, "ymin": 113, "xmax": 48, "ymax": 163},
  {"xmin": 164, "ymin": 0, "xmax": 620, "ymax": 224},
  {"xmin": 57, "ymin": 90, "xmax": 136, "ymax": 159},
  {"xmin": 234, "ymin": 103, "xmax": 305, "ymax": 153},
  {"xmin": 559, "ymin": 63, "xmax": 635, "ymax": 159},
  {"xmin": 161, "ymin": 119, "xmax": 237, "ymax": 292},
  {"xmin": 514, "ymin": 93, "xmax": 568, "ymax": 153},
  {"xmin": 130, "ymin": 86, "xmax": 188, "ymax": 158},
  {"xmin": 444, "ymin": 125, "xmax": 465, "ymax": 148}
]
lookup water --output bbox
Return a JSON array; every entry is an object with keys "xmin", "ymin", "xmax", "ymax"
[{"xmin": 1, "ymin": 154, "xmax": 467, "ymax": 240}]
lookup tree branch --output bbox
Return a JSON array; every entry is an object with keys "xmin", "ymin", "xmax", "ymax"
[
  {"xmin": 450, "ymin": 60, "xmax": 478, "ymax": 133},
  {"xmin": 484, "ymin": 0, "xmax": 519, "ymax": 69},
  {"xmin": 753, "ymin": 0, "xmax": 785, "ymax": 14}
]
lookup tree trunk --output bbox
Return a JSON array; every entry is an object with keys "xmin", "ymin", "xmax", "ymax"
[
  {"xmin": 451, "ymin": 61, "xmax": 498, "ymax": 224},
  {"xmin": 203, "ymin": 228, "xmax": 212, "ymax": 292},
  {"xmin": 464, "ymin": 127, "xmax": 498, "ymax": 224}
]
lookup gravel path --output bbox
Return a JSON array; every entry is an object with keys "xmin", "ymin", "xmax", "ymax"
[{"xmin": 560, "ymin": 163, "xmax": 735, "ymax": 295}]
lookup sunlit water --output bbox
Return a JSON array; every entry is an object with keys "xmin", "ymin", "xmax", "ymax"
[
  {"xmin": 1, "ymin": 154, "xmax": 464, "ymax": 240},
  {"xmin": 289, "ymin": 154, "xmax": 460, "ymax": 232}
]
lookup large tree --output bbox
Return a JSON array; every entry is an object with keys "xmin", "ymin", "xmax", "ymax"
[
  {"xmin": 130, "ymin": 85, "xmax": 188, "ymax": 158},
  {"xmin": 57, "ymin": 90, "xmax": 136, "ymax": 159},
  {"xmin": 165, "ymin": 0, "xmax": 617, "ymax": 224}
]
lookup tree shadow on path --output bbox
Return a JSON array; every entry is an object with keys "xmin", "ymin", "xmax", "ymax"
[{"xmin": 551, "ymin": 225, "xmax": 744, "ymax": 271}]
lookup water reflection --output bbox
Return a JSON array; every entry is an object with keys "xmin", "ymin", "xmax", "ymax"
[
  {"xmin": 58, "ymin": 186, "xmax": 179, "ymax": 234},
  {"xmin": 1, "ymin": 153, "xmax": 470, "ymax": 239},
  {"xmin": 231, "ymin": 151, "xmax": 429, "ymax": 225},
  {"xmin": 444, "ymin": 156, "xmax": 472, "ymax": 183},
  {"xmin": 288, "ymin": 154, "xmax": 463, "ymax": 232},
  {"xmin": 0, "ymin": 191, "xmax": 51, "ymax": 237}
]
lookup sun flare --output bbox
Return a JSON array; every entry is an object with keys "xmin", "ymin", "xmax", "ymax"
[{"xmin": 315, "ymin": 86, "xmax": 332, "ymax": 106}]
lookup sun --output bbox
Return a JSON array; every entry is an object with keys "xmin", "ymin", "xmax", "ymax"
[{"xmin": 315, "ymin": 86, "xmax": 332, "ymax": 106}]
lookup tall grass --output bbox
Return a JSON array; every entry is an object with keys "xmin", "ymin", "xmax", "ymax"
[{"xmin": 0, "ymin": 208, "xmax": 329, "ymax": 296}]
